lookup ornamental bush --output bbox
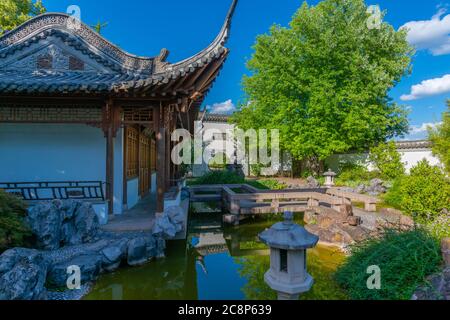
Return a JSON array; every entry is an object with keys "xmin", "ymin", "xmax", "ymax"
[
  {"xmin": 335, "ymin": 229, "xmax": 442, "ymax": 300},
  {"xmin": 384, "ymin": 160, "xmax": 450, "ymax": 222},
  {"xmin": 189, "ymin": 171, "xmax": 245, "ymax": 186},
  {"xmin": 369, "ymin": 142, "xmax": 405, "ymax": 180},
  {"xmin": 0, "ymin": 190, "xmax": 32, "ymax": 252},
  {"xmin": 337, "ymin": 163, "xmax": 373, "ymax": 182}
]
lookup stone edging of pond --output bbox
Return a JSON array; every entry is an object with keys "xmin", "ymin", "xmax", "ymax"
[
  {"xmin": 0, "ymin": 199, "xmax": 186, "ymax": 300},
  {"xmin": 0, "ymin": 230, "xmax": 166, "ymax": 300}
]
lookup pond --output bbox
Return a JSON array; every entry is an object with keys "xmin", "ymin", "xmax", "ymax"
[{"xmin": 85, "ymin": 213, "xmax": 347, "ymax": 300}]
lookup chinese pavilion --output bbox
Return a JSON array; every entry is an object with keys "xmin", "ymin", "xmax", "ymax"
[{"xmin": 0, "ymin": 0, "xmax": 237, "ymax": 218}]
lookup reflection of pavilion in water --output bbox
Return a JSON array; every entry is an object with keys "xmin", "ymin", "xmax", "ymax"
[
  {"xmin": 88, "ymin": 214, "xmax": 269, "ymax": 300},
  {"xmin": 190, "ymin": 214, "xmax": 269, "ymax": 260}
]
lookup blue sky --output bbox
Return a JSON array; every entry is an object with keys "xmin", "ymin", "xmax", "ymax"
[{"xmin": 42, "ymin": 0, "xmax": 450, "ymax": 140}]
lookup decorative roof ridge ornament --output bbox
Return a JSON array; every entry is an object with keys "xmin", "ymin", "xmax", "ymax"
[
  {"xmin": 0, "ymin": 13, "xmax": 156, "ymax": 73},
  {"xmin": 161, "ymin": 0, "xmax": 238, "ymax": 72}
]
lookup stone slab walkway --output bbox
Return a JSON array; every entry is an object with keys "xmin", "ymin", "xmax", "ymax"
[{"xmin": 102, "ymin": 194, "xmax": 157, "ymax": 232}]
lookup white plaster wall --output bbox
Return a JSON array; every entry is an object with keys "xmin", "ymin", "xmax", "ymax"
[
  {"xmin": 400, "ymin": 150, "xmax": 440, "ymax": 172},
  {"xmin": 126, "ymin": 178, "xmax": 139, "ymax": 210},
  {"xmin": 151, "ymin": 172, "xmax": 157, "ymax": 194},
  {"xmin": 0, "ymin": 124, "xmax": 124, "ymax": 214},
  {"xmin": 326, "ymin": 150, "xmax": 441, "ymax": 173}
]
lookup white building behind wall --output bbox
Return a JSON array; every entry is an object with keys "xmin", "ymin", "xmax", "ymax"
[
  {"xmin": 192, "ymin": 114, "xmax": 442, "ymax": 177},
  {"xmin": 193, "ymin": 113, "xmax": 291, "ymax": 177},
  {"xmin": 193, "ymin": 113, "xmax": 239, "ymax": 177}
]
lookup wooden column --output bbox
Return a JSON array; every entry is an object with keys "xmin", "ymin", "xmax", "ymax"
[
  {"xmin": 103, "ymin": 100, "xmax": 117, "ymax": 216},
  {"xmin": 165, "ymin": 107, "xmax": 172, "ymax": 190},
  {"xmin": 103, "ymin": 100, "xmax": 120, "ymax": 216},
  {"xmin": 106, "ymin": 125, "xmax": 115, "ymax": 215},
  {"xmin": 166, "ymin": 129, "xmax": 171, "ymax": 190},
  {"xmin": 155, "ymin": 106, "xmax": 165, "ymax": 214}
]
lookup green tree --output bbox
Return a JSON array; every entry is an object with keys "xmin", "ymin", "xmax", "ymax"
[
  {"xmin": 428, "ymin": 100, "xmax": 450, "ymax": 173},
  {"xmin": 232, "ymin": 0, "xmax": 412, "ymax": 173},
  {"xmin": 369, "ymin": 141, "xmax": 405, "ymax": 180},
  {"xmin": 0, "ymin": 0, "xmax": 46, "ymax": 35}
]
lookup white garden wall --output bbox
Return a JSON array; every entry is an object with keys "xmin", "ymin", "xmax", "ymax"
[{"xmin": 0, "ymin": 124, "xmax": 125, "ymax": 214}]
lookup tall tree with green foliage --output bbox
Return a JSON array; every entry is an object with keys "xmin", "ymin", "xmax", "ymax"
[
  {"xmin": 0, "ymin": 0, "xmax": 46, "ymax": 35},
  {"xmin": 428, "ymin": 100, "xmax": 450, "ymax": 173},
  {"xmin": 232, "ymin": 0, "xmax": 413, "ymax": 173}
]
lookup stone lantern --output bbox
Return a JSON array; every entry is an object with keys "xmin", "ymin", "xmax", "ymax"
[
  {"xmin": 323, "ymin": 169, "xmax": 337, "ymax": 188},
  {"xmin": 259, "ymin": 212, "xmax": 319, "ymax": 300}
]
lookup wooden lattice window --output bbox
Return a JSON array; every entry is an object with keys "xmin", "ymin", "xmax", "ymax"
[
  {"xmin": 139, "ymin": 134, "xmax": 151, "ymax": 194},
  {"xmin": 126, "ymin": 127, "xmax": 139, "ymax": 179},
  {"xmin": 37, "ymin": 54, "xmax": 52, "ymax": 69},
  {"xmin": 69, "ymin": 56, "xmax": 85, "ymax": 71}
]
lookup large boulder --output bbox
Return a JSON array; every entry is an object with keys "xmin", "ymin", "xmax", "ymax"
[
  {"xmin": 153, "ymin": 215, "xmax": 177, "ymax": 238},
  {"xmin": 412, "ymin": 267, "xmax": 450, "ymax": 300},
  {"xmin": 306, "ymin": 176, "xmax": 320, "ymax": 188},
  {"xmin": 366, "ymin": 179, "xmax": 387, "ymax": 196},
  {"xmin": 27, "ymin": 200, "xmax": 100, "ymax": 250},
  {"xmin": 127, "ymin": 237, "xmax": 151, "ymax": 266},
  {"xmin": 73, "ymin": 202, "xmax": 99, "ymax": 243},
  {"xmin": 0, "ymin": 248, "xmax": 48, "ymax": 300},
  {"xmin": 378, "ymin": 208, "xmax": 414, "ymax": 230},
  {"xmin": 101, "ymin": 239, "xmax": 128, "ymax": 272},
  {"xmin": 306, "ymin": 224, "xmax": 370, "ymax": 246},
  {"xmin": 47, "ymin": 253, "xmax": 102, "ymax": 288},
  {"xmin": 152, "ymin": 206, "xmax": 185, "ymax": 239},
  {"xmin": 27, "ymin": 202, "xmax": 62, "ymax": 250},
  {"xmin": 166, "ymin": 206, "xmax": 185, "ymax": 233}
]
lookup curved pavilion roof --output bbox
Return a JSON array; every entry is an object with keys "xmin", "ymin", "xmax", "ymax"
[{"xmin": 0, "ymin": 0, "xmax": 238, "ymax": 98}]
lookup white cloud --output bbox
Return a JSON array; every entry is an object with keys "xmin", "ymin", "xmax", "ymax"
[
  {"xmin": 409, "ymin": 122, "xmax": 442, "ymax": 135},
  {"xmin": 400, "ymin": 74, "xmax": 450, "ymax": 101},
  {"xmin": 207, "ymin": 99, "xmax": 235, "ymax": 114},
  {"xmin": 400, "ymin": 8, "xmax": 450, "ymax": 55},
  {"xmin": 402, "ymin": 121, "xmax": 442, "ymax": 140}
]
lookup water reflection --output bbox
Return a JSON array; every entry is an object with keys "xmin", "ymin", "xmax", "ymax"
[{"xmin": 85, "ymin": 213, "xmax": 347, "ymax": 300}]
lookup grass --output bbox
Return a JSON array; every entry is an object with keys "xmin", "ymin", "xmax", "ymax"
[{"xmin": 335, "ymin": 228, "xmax": 442, "ymax": 300}]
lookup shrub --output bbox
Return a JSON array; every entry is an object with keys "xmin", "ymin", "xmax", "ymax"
[
  {"xmin": 384, "ymin": 160, "xmax": 450, "ymax": 222},
  {"xmin": 369, "ymin": 142, "xmax": 405, "ymax": 180},
  {"xmin": 189, "ymin": 171, "xmax": 245, "ymax": 186},
  {"xmin": 424, "ymin": 213, "xmax": 450, "ymax": 240},
  {"xmin": 335, "ymin": 229, "xmax": 442, "ymax": 300},
  {"xmin": 0, "ymin": 190, "xmax": 32, "ymax": 252},
  {"xmin": 246, "ymin": 179, "xmax": 286, "ymax": 190},
  {"xmin": 338, "ymin": 163, "xmax": 372, "ymax": 182}
]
